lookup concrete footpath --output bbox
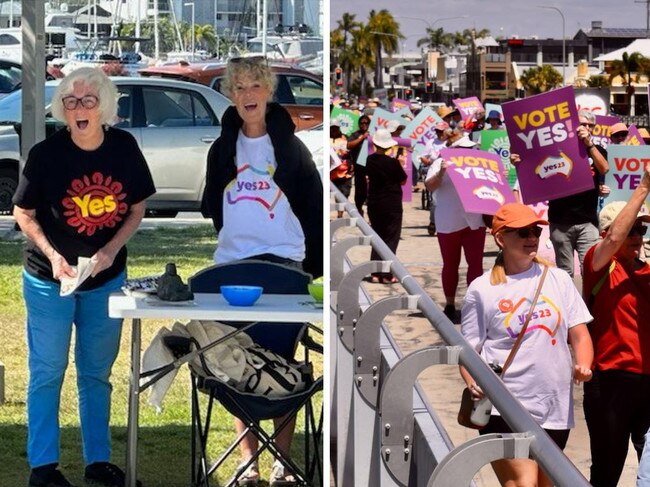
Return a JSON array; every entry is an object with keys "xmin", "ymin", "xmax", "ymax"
[{"xmin": 332, "ymin": 187, "xmax": 638, "ymax": 487}]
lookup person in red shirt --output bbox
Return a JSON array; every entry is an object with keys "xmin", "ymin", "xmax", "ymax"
[{"xmin": 582, "ymin": 161, "xmax": 650, "ymax": 487}]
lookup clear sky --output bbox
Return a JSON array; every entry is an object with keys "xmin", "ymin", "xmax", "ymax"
[{"xmin": 330, "ymin": 0, "xmax": 649, "ymax": 50}]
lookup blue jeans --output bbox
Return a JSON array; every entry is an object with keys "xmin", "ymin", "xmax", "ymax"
[
  {"xmin": 23, "ymin": 270, "xmax": 125, "ymax": 468},
  {"xmin": 549, "ymin": 222, "xmax": 599, "ymax": 278}
]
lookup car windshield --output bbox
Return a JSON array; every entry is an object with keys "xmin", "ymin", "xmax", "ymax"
[{"xmin": 0, "ymin": 85, "xmax": 57, "ymax": 122}]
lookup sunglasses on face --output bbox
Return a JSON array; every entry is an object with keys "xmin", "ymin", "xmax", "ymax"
[
  {"xmin": 580, "ymin": 122, "xmax": 595, "ymax": 128},
  {"xmin": 62, "ymin": 95, "xmax": 98, "ymax": 111},
  {"xmin": 628, "ymin": 225, "xmax": 648, "ymax": 237},
  {"xmin": 359, "ymin": 121, "xmax": 369, "ymax": 125},
  {"xmin": 611, "ymin": 132, "xmax": 628, "ymax": 139},
  {"xmin": 505, "ymin": 226, "xmax": 543, "ymax": 239}
]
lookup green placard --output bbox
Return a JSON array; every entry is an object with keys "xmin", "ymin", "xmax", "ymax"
[
  {"xmin": 330, "ymin": 107, "xmax": 360, "ymax": 136},
  {"xmin": 481, "ymin": 130, "xmax": 517, "ymax": 188}
]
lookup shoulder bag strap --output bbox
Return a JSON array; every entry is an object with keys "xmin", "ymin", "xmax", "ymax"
[{"xmin": 501, "ymin": 264, "xmax": 549, "ymax": 378}]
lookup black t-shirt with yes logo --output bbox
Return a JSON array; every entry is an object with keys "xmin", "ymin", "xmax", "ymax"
[{"xmin": 13, "ymin": 127, "xmax": 156, "ymax": 290}]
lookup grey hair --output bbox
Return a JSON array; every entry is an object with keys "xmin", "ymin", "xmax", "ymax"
[
  {"xmin": 221, "ymin": 58, "xmax": 276, "ymax": 100},
  {"xmin": 578, "ymin": 110, "xmax": 596, "ymax": 123},
  {"xmin": 51, "ymin": 67, "xmax": 118, "ymax": 125}
]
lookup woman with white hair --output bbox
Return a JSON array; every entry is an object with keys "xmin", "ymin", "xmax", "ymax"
[{"xmin": 13, "ymin": 67, "xmax": 155, "ymax": 487}]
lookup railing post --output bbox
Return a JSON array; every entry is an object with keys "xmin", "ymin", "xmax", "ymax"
[
  {"xmin": 379, "ymin": 347, "xmax": 462, "ymax": 486},
  {"xmin": 428, "ymin": 433, "xmax": 533, "ymax": 487},
  {"xmin": 330, "ymin": 217, "xmax": 360, "ymax": 244},
  {"xmin": 337, "ymin": 260, "xmax": 392, "ymax": 353},
  {"xmin": 353, "ymin": 295, "xmax": 420, "ymax": 487},
  {"xmin": 335, "ymin": 260, "xmax": 391, "ymax": 486},
  {"xmin": 330, "ymin": 236, "xmax": 372, "ymax": 289}
]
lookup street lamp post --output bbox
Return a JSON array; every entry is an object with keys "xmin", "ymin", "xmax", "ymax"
[
  {"xmin": 214, "ymin": 0, "xmax": 221, "ymax": 58},
  {"xmin": 184, "ymin": 2, "xmax": 195, "ymax": 61},
  {"xmin": 538, "ymin": 5, "xmax": 565, "ymax": 86}
]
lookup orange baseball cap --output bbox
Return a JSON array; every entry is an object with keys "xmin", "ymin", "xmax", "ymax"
[{"xmin": 491, "ymin": 203, "xmax": 549, "ymax": 235}]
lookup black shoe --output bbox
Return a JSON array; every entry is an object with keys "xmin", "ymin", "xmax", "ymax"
[
  {"xmin": 427, "ymin": 223, "xmax": 437, "ymax": 236},
  {"xmin": 443, "ymin": 305, "xmax": 461, "ymax": 324},
  {"xmin": 84, "ymin": 462, "xmax": 142, "ymax": 487},
  {"xmin": 29, "ymin": 464, "xmax": 76, "ymax": 487}
]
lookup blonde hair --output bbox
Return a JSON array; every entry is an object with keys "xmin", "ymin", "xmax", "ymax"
[
  {"xmin": 221, "ymin": 57, "xmax": 277, "ymax": 99},
  {"xmin": 489, "ymin": 249, "xmax": 554, "ymax": 285},
  {"xmin": 51, "ymin": 67, "xmax": 118, "ymax": 125}
]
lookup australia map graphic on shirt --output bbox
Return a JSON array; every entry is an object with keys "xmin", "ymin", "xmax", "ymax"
[
  {"xmin": 225, "ymin": 160, "xmax": 282, "ymax": 219},
  {"xmin": 61, "ymin": 172, "xmax": 128, "ymax": 236},
  {"xmin": 499, "ymin": 295, "xmax": 562, "ymax": 345}
]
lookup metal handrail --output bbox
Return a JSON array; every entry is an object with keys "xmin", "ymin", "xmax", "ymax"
[{"xmin": 330, "ymin": 182, "xmax": 590, "ymax": 486}]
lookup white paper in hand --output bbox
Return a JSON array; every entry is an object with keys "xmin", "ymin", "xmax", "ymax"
[{"xmin": 59, "ymin": 257, "xmax": 97, "ymax": 296}]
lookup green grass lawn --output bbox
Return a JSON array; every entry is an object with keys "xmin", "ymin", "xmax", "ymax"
[{"xmin": 0, "ymin": 225, "xmax": 322, "ymax": 487}]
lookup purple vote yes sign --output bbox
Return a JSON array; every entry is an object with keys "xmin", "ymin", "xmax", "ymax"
[
  {"xmin": 440, "ymin": 148, "xmax": 516, "ymax": 215},
  {"xmin": 502, "ymin": 86, "xmax": 593, "ymax": 204}
]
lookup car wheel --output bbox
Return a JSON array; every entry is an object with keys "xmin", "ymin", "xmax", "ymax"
[{"xmin": 0, "ymin": 166, "xmax": 18, "ymax": 215}]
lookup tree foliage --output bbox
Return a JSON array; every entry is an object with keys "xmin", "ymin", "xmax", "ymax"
[
  {"xmin": 332, "ymin": 12, "xmax": 489, "ymax": 94},
  {"xmin": 520, "ymin": 64, "xmax": 563, "ymax": 94},
  {"xmin": 367, "ymin": 9, "xmax": 402, "ymax": 88},
  {"xmin": 586, "ymin": 75, "xmax": 609, "ymax": 88}
]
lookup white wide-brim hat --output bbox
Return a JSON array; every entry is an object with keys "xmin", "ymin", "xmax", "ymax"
[{"xmin": 373, "ymin": 128, "xmax": 398, "ymax": 149}]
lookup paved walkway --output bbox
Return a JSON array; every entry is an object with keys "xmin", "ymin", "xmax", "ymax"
[{"xmin": 332, "ymin": 186, "xmax": 638, "ymax": 487}]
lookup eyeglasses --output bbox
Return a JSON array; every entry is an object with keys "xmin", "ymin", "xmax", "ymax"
[
  {"xmin": 505, "ymin": 226, "xmax": 543, "ymax": 238},
  {"xmin": 628, "ymin": 225, "xmax": 648, "ymax": 237},
  {"xmin": 580, "ymin": 122, "xmax": 595, "ymax": 128},
  {"xmin": 62, "ymin": 95, "xmax": 98, "ymax": 111},
  {"xmin": 359, "ymin": 121, "xmax": 369, "ymax": 125}
]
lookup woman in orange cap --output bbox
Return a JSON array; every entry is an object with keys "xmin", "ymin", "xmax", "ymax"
[{"xmin": 460, "ymin": 202, "xmax": 593, "ymax": 487}]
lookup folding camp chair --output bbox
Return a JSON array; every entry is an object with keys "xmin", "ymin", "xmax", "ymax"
[{"xmin": 179, "ymin": 260, "xmax": 323, "ymax": 487}]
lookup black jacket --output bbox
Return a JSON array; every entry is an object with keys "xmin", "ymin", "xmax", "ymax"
[{"xmin": 203, "ymin": 102, "xmax": 323, "ymax": 278}]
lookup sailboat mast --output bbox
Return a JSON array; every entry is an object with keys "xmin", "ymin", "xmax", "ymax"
[
  {"xmin": 154, "ymin": 0, "xmax": 160, "ymax": 60},
  {"xmin": 262, "ymin": 0, "xmax": 267, "ymax": 56},
  {"xmin": 168, "ymin": 0, "xmax": 185, "ymax": 51}
]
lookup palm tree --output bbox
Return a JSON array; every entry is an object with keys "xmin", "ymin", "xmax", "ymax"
[
  {"xmin": 351, "ymin": 25, "xmax": 376, "ymax": 95},
  {"xmin": 194, "ymin": 24, "xmax": 217, "ymax": 52},
  {"xmin": 337, "ymin": 13, "xmax": 360, "ymax": 48},
  {"xmin": 416, "ymin": 27, "xmax": 452, "ymax": 51},
  {"xmin": 333, "ymin": 16, "xmax": 364, "ymax": 95},
  {"xmin": 608, "ymin": 51, "xmax": 647, "ymax": 114},
  {"xmin": 367, "ymin": 9, "xmax": 402, "ymax": 89},
  {"xmin": 520, "ymin": 65, "xmax": 563, "ymax": 95}
]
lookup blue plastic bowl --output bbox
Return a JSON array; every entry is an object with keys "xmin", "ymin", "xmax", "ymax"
[{"xmin": 220, "ymin": 285, "xmax": 263, "ymax": 307}]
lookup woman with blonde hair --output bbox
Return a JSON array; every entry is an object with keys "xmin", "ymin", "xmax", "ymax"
[
  {"xmin": 459, "ymin": 203, "xmax": 593, "ymax": 487},
  {"xmin": 203, "ymin": 56, "xmax": 322, "ymax": 486}
]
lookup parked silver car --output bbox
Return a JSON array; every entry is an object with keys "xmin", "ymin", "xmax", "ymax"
[{"xmin": 0, "ymin": 77, "xmax": 231, "ymax": 215}]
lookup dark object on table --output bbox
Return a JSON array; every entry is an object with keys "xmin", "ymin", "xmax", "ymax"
[{"xmin": 157, "ymin": 263, "xmax": 194, "ymax": 301}]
